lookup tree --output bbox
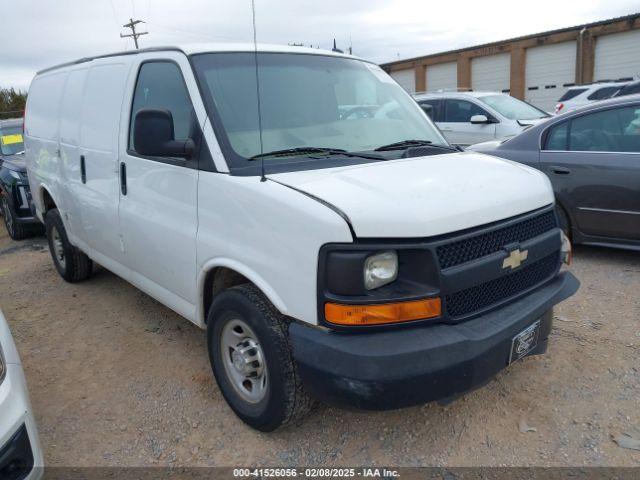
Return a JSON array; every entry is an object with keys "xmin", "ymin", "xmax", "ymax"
[{"xmin": 0, "ymin": 88, "xmax": 27, "ymax": 120}]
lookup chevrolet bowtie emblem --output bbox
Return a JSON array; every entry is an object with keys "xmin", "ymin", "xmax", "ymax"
[{"xmin": 503, "ymin": 248, "xmax": 528, "ymax": 270}]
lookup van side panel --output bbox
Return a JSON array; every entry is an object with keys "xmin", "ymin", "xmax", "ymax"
[
  {"xmin": 76, "ymin": 62, "xmax": 130, "ymax": 264},
  {"xmin": 25, "ymin": 70, "xmax": 68, "ymax": 218}
]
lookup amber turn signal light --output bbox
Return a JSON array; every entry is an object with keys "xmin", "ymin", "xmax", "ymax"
[{"xmin": 325, "ymin": 298, "xmax": 441, "ymax": 326}]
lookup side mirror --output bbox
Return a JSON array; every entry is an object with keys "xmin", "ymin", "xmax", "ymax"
[
  {"xmin": 470, "ymin": 114, "xmax": 490, "ymax": 124},
  {"xmin": 133, "ymin": 108, "xmax": 195, "ymax": 158}
]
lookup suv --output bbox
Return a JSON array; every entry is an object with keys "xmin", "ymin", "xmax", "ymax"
[
  {"xmin": 25, "ymin": 44, "xmax": 578, "ymax": 431},
  {"xmin": 413, "ymin": 91, "xmax": 549, "ymax": 146},
  {"xmin": 0, "ymin": 119, "xmax": 42, "ymax": 239},
  {"xmin": 554, "ymin": 82, "xmax": 629, "ymax": 114}
]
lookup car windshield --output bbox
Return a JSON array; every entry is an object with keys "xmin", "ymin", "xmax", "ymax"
[
  {"xmin": 191, "ymin": 52, "xmax": 447, "ymax": 170},
  {"xmin": 0, "ymin": 126, "xmax": 24, "ymax": 155},
  {"xmin": 478, "ymin": 94, "xmax": 549, "ymax": 120}
]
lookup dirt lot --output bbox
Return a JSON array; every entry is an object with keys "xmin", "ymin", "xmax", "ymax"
[{"xmin": 0, "ymin": 228, "xmax": 638, "ymax": 467}]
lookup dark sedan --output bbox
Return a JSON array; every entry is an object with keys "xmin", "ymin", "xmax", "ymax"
[
  {"xmin": 469, "ymin": 94, "xmax": 640, "ymax": 251},
  {"xmin": 0, "ymin": 119, "xmax": 43, "ymax": 239}
]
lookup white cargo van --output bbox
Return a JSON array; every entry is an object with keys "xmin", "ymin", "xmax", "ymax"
[{"xmin": 25, "ymin": 44, "xmax": 578, "ymax": 431}]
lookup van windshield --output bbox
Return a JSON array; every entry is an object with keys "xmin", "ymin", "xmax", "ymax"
[{"xmin": 191, "ymin": 52, "xmax": 447, "ymax": 171}]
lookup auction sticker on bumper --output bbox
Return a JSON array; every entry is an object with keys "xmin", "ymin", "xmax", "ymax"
[{"xmin": 509, "ymin": 320, "xmax": 540, "ymax": 364}]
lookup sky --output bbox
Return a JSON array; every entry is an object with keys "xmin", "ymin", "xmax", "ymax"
[{"xmin": 2, "ymin": 0, "xmax": 639, "ymax": 91}]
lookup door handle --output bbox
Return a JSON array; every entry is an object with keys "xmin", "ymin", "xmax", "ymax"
[
  {"xmin": 120, "ymin": 162, "xmax": 127, "ymax": 195},
  {"xmin": 551, "ymin": 166, "xmax": 571, "ymax": 175},
  {"xmin": 80, "ymin": 155, "xmax": 86, "ymax": 184}
]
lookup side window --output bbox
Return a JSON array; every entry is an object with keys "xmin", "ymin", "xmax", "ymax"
[
  {"xmin": 129, "ymin": 61, "xmax": 195, "ymax": 153},
  {"xmin": 544, "ymin": 122, "xmax": 568, "ymax": 150},
  {"xmin": 443, "ymin": 99, "xmax": 489, "ymax": 123},
  {"xmin": 587, "ymin": 87, "xmax": 619, "ymax": 101},
  {"xmin": 418, "ymin": 100, "xmax": 440, "ymax": 120},
  {"xmin": 569, "ymin": 108, "xmax": 631, "ymax": 152}
]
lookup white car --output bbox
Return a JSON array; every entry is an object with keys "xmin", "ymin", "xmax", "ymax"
[
  {"xmin": 554, "ymin": 81, "xmax": 629, "ymax": 115},
  {"xmin": 414, "ymin": 91, "xmax": 550, "ymax": 146},
  {"xmin": 25, "ymin": 43, "xmax": 578, "ymax": 431},
  {"xmin": 0, "ymin": 309, "xmax": 44, "ymax": 479}
]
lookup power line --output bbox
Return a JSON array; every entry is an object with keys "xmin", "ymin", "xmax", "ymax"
[{"xmin": 120, "ymin": 18, "xmax": 148, "ymax": 49}]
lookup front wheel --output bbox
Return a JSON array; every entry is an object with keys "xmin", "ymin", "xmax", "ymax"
[
  {"xmin": 44, "ymin": 209, "xmax": 93, "ymax": 282},
  {"xmin": 2, "ymin": 195, "xmax": 28, "ymax": 240},
  {"xmin": 207, "ymin": 284, "xmax": 314, "ymax": 431}
]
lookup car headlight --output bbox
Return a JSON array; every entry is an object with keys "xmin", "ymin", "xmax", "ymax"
[
  {"xmin": 560, "ymin": 231, "xmax": 572, "ymax": 265},
  {"xmin": 364, "ymin": 251, "xmax": 398, "ymax": 290}
]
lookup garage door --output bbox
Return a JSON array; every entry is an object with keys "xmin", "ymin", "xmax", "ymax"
[
  {"xmin": 525, "ymin": 41, "xmax": 577, "ymax": 112},
  {"xmin": 389, "ymin": 69, "xmax": 415, "ymax": 93},
  {"xmin": 425, "ymin": 62, "xmax": 457, "ymax": 92},
  {"xmin": 471, "ymin": 53, "xmax": 510, "ymax": 93},
  {"xmin": 594, "ymin": 30, "xmax": 640, "ymax": 82}
]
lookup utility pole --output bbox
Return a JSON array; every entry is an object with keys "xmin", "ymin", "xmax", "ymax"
[{"xmin": 120, "ymin": 18, "xmax": 148, "ymax": 49}]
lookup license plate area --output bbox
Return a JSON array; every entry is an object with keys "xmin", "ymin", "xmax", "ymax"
[{"xmin": 509, "ymin": 320, "xmax": 541, "ymax": 364}]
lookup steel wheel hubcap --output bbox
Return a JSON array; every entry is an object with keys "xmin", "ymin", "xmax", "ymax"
[
  {"xmin": 220, "ymin": 318, "xmax": 267, "ymax": 403},
  {"xmin": 51, "ymin": 226, "xmax": 66, "ymax": 269}
]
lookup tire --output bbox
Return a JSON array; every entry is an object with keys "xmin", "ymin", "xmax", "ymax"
[
  {"xmin": 207, "ymin": 284, "xmax": 314, "ymax": 431},
  {"xmin": 556, "ymin": 205, "xmax": 571, "ymax": 239},
  {"xmin": 44, "ymin": 208, "xmax": 93, "ymax": 282},
  {"xmin": 2, "ymin": 194, "xmax": 28, "ymax": 240}
]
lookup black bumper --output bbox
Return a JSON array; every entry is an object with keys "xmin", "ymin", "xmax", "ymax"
[
  {"xmin": 290, "ymin": 272, "xmax": 579, "ymax": 410},
  {"xmin": 0, "ymin": 424, "xmax": 34, "ymax": 480}
]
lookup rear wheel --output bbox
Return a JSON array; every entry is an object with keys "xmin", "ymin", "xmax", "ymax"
[
  {"xmin": 45, "ymin": 209, "xmax": 92, "ymax": 282},
  {"xmin": 207, "ymin": 284, "xmax": 314, "ymax": 431}
]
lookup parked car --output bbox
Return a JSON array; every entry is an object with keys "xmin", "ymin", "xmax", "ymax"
[
  {"xmin": 554, "ymin": 81, "xmax": 629, "ymax": 115},
  {"xmin": 0, "ymin": 120, "xmax": 43, "ymax": 240},
  {"xmin": 468, "ymin": 94, "xmax": 640, "ymax": 251},
  {"xmin": 413, "ymin": 91, "xmax": 550, "ymax": 146},
  {"xmin": 25, "ymin": 44, "xmax": 578, "ymax": 431},
  {"xmin": 0, "ymin": 308, "xmax": 44, "ymax": 479},
  {"xmin": 612, "ymin": 79, "xmax": 640, "ymax": 98}
]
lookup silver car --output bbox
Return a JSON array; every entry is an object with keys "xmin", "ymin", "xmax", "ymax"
[{"xmin": 413, "ymin": 91, "xmax": 550, "ymax": 146}]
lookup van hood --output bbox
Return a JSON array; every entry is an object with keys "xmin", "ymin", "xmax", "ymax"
[{"xmin": 268, "ymin": 152, "xmax": 554, "ymax": 238}]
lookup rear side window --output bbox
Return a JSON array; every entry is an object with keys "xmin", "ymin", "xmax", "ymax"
[
  {"xmin": 129, "ymin": 61, "xmax": 195, "ymax": 152},
  {"xmin": 558, "ymin": 88, "xmax": 586, "ymax": 102},
  {"xmin": 443, "ymin": 99, "xmax": 489, "ymax": 122},
  {"xmin": 618, "ymin": 83, "xmax": 640, "ymax": 97},
  {"xmin": 587, "ymin": 87, "xmax": 620, "ymax": 101},
  {"xmin": 568, "ymin": 106, "xmax": 640, "ymax": 152}
]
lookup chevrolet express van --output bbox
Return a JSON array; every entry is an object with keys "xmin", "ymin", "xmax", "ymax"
[{"xmin": 25, "ymin": 44, "xmax": 579, "ymax": 431}]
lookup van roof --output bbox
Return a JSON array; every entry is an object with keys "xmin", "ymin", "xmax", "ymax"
[{"xmin": 37, "ymin": 43, "xmax": 362, "ymax": 75}]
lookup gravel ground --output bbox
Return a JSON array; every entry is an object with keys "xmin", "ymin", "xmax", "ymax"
[{"xmin": 0, "ymin": 229, "xmax": 638, "ymax": 467}]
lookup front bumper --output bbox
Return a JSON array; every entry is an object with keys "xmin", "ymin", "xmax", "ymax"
[
  {"xmin": 0, "ymin": 364, "xmax": 43, "ymax": 480},
  {"xmin": 290, "ymin": 272, "xmax": 579, "ymax": 410}
]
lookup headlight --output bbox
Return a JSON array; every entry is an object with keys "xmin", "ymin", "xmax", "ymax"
[
  {"xmin": 560, "ymin": 231, "xmax": 572, "ymax": 265},
  {"xmin": 9, "ymin": 170, "xmax": 21, "ymax": 180},
  {"xmin": 364, "ymin": 251, "xmax": 398, "ymax": 290}
]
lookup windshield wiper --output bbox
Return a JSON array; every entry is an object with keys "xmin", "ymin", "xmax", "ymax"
[
  {"xmin": 375, "ymin": 139, "xmax": 458, "ymax": 152},
  {"xmin": 249, "ymin": 147, "xmax": 383, "ymax": 161}
]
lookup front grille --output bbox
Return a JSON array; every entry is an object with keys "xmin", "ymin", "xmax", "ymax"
[
  {"xmin": 444, "ymin": 252, "xmax": 559, "ymax": 319},
  {"xmin": 436, "ymin": 210, "xmax": 556, "ymax": 269}
]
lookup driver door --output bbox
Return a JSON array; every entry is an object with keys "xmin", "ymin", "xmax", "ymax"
[{"xmin": 118, "ymin": 56, "xmax": 200, "ymax": 315}]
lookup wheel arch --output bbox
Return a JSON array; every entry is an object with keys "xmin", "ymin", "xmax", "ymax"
[
  {"xmin": 37, "ymin": 184, "xmax": 58, "ymax": 221},
  {"xmin": 197, "ymin": 258, "xmax": 289, "ymax": 327}
]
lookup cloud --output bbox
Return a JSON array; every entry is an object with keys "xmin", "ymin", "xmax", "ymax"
[{"xmin": 1, "ymin": 0, "xmax": 638, "ymax": 90}]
